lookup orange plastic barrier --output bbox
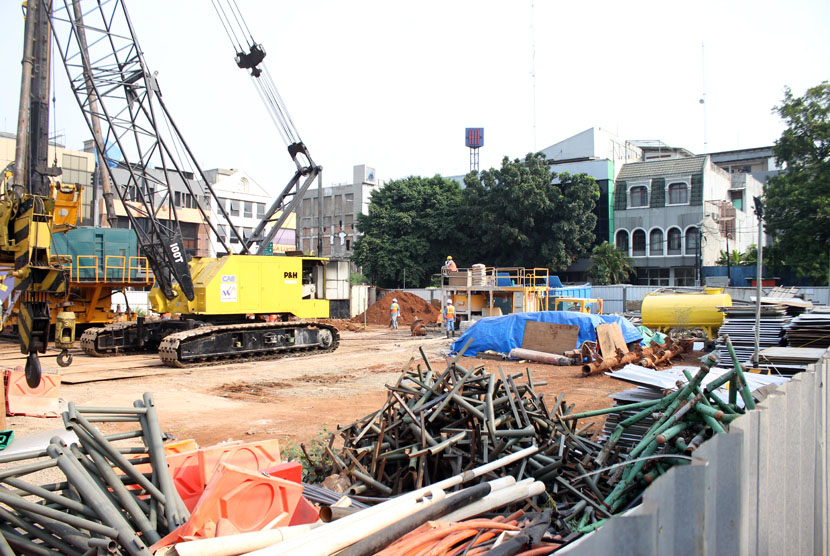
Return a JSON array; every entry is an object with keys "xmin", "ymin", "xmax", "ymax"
[
  {"xmin": 150, "ymin": 463, "xmax": 304, "ymax": 549},
  {"xmin": 167, "ymin": 439, "xmax": 283, "ymax": 512},
  {"xmin": 5, "ymin": 369, "xmax": 60, "ymax": 417},
  {"xmin": 264, "ymin": 461, "xmax": 302, "ymax": 484}
]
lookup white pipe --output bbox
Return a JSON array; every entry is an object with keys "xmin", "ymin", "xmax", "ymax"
[
  {"xmin": 440, "ymin": 480, "xmax": 546, "ymax": 523},
  {"xmin": 172, "ymin": 523, "xmax": 321, "ymax": 556},
  {"xmin": 241, "ymin": 446, "xmax": 537, "ymax": 556},
  {"xmin": 248, "ymin": 489, "xmax": 447, "ymax": 556}
]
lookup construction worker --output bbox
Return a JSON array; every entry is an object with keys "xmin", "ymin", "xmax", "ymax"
[
  {"xmin": 389, "ymin": 297, "xmax": 400, "ymax": 329},
  {"xmin": 444, "ymin": 256, "xmax": 458, "ymax": 273},
  {"xmin": 443, "ymin": 299, "xmax": 456, "ymax": 338}
]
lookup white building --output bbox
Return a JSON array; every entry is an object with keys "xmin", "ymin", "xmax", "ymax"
[{"xmin": 206, "ymin": 169, "xmax": 296, "ymax": 257}]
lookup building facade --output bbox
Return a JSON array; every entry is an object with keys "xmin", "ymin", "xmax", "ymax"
[
  {"xmin": 205, "ymin": 169, "xmax": 296, "ymax": 257},
  {"xmin": 296, "ymin": 164, "xmax": 382, "ymax": 259},
  {"xmin": 612, "ymin": 156, "xmax": 764, "ymax": 286}
]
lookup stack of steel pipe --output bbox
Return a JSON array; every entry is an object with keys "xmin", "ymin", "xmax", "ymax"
[
  {"xmin": 562, "ymin": 342, "xmax": 753, "ymax": 535},
  {"xmin": 329, "ymin": 339, "xmax": 604, "ymax": 498},
  {"xmin": 241, "ymin": 447, "xmax": 548, "ymax": 556},
  {"xmin": 0, "ymin": 393, "xmax": 189, "ymax": 555}
]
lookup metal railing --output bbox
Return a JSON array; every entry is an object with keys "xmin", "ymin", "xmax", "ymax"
[{"xmin": 52, "ymin": 254, "xmax": 152, "ymax": 284}]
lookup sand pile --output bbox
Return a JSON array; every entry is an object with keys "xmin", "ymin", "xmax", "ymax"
[{"xmin": 352, "ymin": 290, "xmax": 441, "ymax": 326}]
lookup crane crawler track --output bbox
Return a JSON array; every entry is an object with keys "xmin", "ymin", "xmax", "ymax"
[
  {"xmin": 80, "ymin": 322, "xmax": 143, "ymax": 357},
  {"xmin": 158, "ymin": 321, "xmax": 340, "ymax": 368}
]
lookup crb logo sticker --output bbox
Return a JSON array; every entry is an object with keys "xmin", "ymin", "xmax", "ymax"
[{"xmin": 220, "ymin": 275, "xmax": 237, "ymax": 302}]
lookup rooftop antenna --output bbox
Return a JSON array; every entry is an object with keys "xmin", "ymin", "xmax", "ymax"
[
  {"xmin": 699, "ymin": 42, "xmax": 708, "ymax": 154},
  {"xmin": 531, "ymin": 0, "xmax": 536, "ymax": 151}
]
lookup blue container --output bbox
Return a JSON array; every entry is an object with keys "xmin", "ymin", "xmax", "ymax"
[{"xmin": 51, "ymin": 228, "xmax": 140, "ymax": 281}]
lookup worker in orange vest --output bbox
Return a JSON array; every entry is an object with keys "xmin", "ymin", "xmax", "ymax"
[
  {"xmin": 444, "ymin": 256, "xmax": 458, "ymax": 273},
  {"xmin": 389, "ymin": 297, "xmax": 400, "ymax": 329},
  {"xmin": 443, "ymin": 299, "xmax": 456, "ymax": 338}
]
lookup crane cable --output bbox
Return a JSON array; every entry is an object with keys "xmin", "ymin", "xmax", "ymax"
[{"xmin": 210, "ymin": 0, "xmax": 302, "ymax": 148}]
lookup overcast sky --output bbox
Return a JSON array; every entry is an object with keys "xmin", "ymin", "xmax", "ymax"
[{"xmin": 1, "ymin": 0, "xmax": 828, "ymax": 193}]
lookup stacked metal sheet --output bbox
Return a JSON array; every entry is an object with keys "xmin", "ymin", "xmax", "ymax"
[
  {"xmin": 785, "ymin": 310, "xmax": 830, "ymax": 349},
  {"xmin": 714, "ymin": 305, "xmax": 789, "ymax": 370},
  {"xmin": 757, "ymin": 346, "xmax": 827, "ymax": 375},
  {"xmin": 596, "ymin": 388, "xmax": 659, "ymax": 452}
]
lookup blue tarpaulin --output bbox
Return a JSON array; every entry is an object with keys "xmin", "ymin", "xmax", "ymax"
[{"xmin": 450, "ymin": 311, "xmax": 643, "ymax": 356}]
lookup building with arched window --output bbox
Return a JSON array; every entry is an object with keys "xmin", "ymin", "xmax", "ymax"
[{"xmin": 612, "ymin": 155, "xmax": 765, "ymax": 286}]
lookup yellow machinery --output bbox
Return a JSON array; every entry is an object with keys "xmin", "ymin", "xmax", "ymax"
[
  {"xmin": 442, "ymin": 266, "xmax": 551, "ymax": 322},
  {"xmin": 641, "ymin": 287, "xmax": 732, "ymax": 339},
  {"xmin": 553, "ymin": 297, "xmax": 604, "ymax": 314},
  {"xmin": 150, "ymin": 254, "xmax": 329, "ymax": 319}
]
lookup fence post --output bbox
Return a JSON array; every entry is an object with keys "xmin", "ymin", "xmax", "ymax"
[{"xmin": 622, "ymin": 285, "xmax": 628, "ymax": 313}]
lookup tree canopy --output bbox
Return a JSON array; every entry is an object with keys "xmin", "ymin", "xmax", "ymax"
[
  {"xmin": 352, "ymin": 175, "xmax": 463, "ymax": 288},
  {"xmin": 588, "ymin": 241, "xmax": 634, "ymax": 285},
  {"xmin": 459, "ymin": 153, "xmax": 599, "ymax": 270},
  {"xmin": 352, "ymin": 153, "xmax": 600, "ymax": 288},
  {"xmin": 764, "ymin": 81, "xmax": 830, "ymax": 283}
]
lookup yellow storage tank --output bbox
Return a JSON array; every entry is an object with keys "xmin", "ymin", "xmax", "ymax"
[{"xmin": 641, "ymin": 287, "xmax": 732, "ymax": 339}]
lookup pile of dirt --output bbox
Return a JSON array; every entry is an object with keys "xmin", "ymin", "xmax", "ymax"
[{"xmin": 352, "ymin": 290, "xmax": 441, "ymax": 326}]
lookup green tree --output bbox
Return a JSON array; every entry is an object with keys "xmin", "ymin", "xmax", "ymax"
[
  {"xmin": 715, "ymin": 249, "xmax": 743, "ymax": 266},
  {"xmin": 588, "ymin": 241, "xmax": 634, "ymax": 285},
  {"xmin": 764, "ymin": 82, "xmax": 830, "ymax": 283},
  {"xmin": 459, "ymin": 153, "xmax": 599, "ymax": 270},
  {"xmin": 352, "ymin": 176, "xmax": 462, "ymax": 288}
]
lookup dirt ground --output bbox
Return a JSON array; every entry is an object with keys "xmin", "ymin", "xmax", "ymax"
[{"xmin": 0, "ymin": 326, "xmax": 703, "ymax": 454}]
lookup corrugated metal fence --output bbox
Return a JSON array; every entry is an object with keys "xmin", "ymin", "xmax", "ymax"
[
  {"xmin": 561, "ymin": 353, "xmax": 830, "ymax": 556},
  {"xmin": 593, "ymin": 285, "xmax": 830, "ymax": 314}
]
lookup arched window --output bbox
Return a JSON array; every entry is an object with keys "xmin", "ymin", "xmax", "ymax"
[
  {"xmin": 668, "ymin": 182, "xmax": 689, "ymax": 204},
  {"xmin": 667, "ymin": 228, "xmax": 682, "ymax": 255},
  {"xmin": 629, "ymin": 186, "xmax": 649, "ymax": 208},
  {"xmin": 649, "ymin": 229, "xmax": 664, "ymax": 256},
  {"xmin": 632, "ymin": 230, "xmax": 646, "ymax": 256},
  {"xmin": 685, "ymin": 227, "xmax": 699, "ymax": 255},
  {"xmin": 615, "ymin": 230, "xmax": 629, "ymax": 254}
]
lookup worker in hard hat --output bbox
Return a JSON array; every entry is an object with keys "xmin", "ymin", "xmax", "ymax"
[
  {"xmin": 444, "ymin": 256, "xmax": 458, "ymax": 273},
  {"xmin": 443, "ymin": 299, "xmax": 456, "ymax": 338},
  {"xmin": 389, "ymin": 297, "xmax": 400, "ymax": 329}
]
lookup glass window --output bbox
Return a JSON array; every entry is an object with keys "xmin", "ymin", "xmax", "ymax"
[
  {"xmin": 256, "ymin": 202, "xmax": 265, "ymax": 218},
  {"xmin": 685, "ymin": 227, "xmax": 699, "ymax": 255},
  {"xmin": 244, "ymin": 202, "xmax": 253, "ymax": 218},
  {"xmin": 632, "ymin": 230, "xmax": 646, "ymax": 256},
  {"xmin": 636, "ymin": 267, "xmax": 670, "ymax": 286},
  {"xmin": 630, "ymin": 186, "xmax": 649, "ymax": 208},
  {"xmin": 649, "ymin": 229, "xmax": 663, "ymax": 256},
  {"xmin": 615, "ymin": 230, "xmax": 629, "ymax": 253},
  {"xmin": 174, "ymin": 191, "xmax": 181, "ymax": 207},
  {"xmin": 667, "ymin": 228, "xmax": 682, "ymax": 254},
  {"xmin": 673, "ymin": 267, "xmax": 696, "ymax": 286},
  {"xmin": 230, "ymin": 200, "xmax": 240, "ymax": 216},
  {"xmin": 668, "ymin": 182, "xmax": 688, "ymax": 204}
]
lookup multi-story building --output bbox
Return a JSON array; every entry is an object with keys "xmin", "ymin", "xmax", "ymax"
[
  {"xmin": 205, "ymin": 168, "xmax": 295, "ymax": 257},
  {"xmin": 612, "ymin": 155, "xmax": 764, "ymax": 286},
  {"xmin": 540, "ymin": 127, "xmax": 643, "ymax": 247},
  {"xmin": 296, "ymin": 164, "xmax": 382, "ymax": 260},
  {"xmin": 0, "ymin": 131, "xmax": 95, "ymax": 225}
]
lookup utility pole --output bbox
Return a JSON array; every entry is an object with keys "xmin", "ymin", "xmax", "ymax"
[
  {"xmin": 753, "ymin": 197, "xmax": 764, "ymax": 366},
  {"xmin": 725, "ymin": 230, "xmax": 731, "ymax": 286}
]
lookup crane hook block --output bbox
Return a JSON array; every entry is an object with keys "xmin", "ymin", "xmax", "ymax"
[{"xmin": 235, "ymin": 44, "xmax": 266, "ymax": 77}]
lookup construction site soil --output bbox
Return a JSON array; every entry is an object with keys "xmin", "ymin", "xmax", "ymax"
[
  {"xmin": 0, "ymin": 327, "xmax": 704, "ymax": 457},
  {"xmin": 351, "ymin": 290, "xmax": 441, "ymax": 326}
]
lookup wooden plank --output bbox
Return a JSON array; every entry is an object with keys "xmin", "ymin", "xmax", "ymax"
[
  {"xmin": 61, "ymin": 367, "xmax": 180, "ymax": 384},
  {"xmin": 596, "ymin": 323, "xmax": 628, "ymax": 360},
  {"xmin": 521, "ymin": 321, "xmax": 579, "ymax": 354}
]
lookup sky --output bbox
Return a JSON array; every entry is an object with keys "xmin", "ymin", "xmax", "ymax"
[{"xmin": 1, "ymin": 0, "xmax": 829, "ymax": 195}]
